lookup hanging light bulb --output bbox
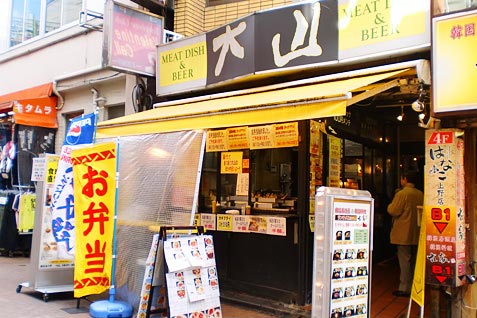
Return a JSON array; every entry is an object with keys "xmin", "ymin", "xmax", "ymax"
[{"xmin": 396, "ymin": 105, "xmax": 404, "ymax": 122}]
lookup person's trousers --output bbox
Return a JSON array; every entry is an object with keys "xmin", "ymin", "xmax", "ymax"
[{"xmin": 396, "ymin": 244, "xmax": 417, "ymax": 293}]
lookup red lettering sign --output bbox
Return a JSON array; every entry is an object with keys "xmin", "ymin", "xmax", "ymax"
[{"xmin": 427, "ymin": 131, "xmax": 453, "ymax": 145}]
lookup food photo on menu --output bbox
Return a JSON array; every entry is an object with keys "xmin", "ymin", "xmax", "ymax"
[
  {"xmin": 333, "ymin": 249, "xmax": 344, "ymax": 261},
  {"xmin": 356, "ymin": 284, "xmax": 368, "ymax": 295},
  {"xmin": 332, "ymin": 267, "xmax": 343, "ymax": 279},
  {"xmin": 162, "ymin": 235, "xmax": 222, "ymax": 318},
  {"xmin": 357, "ymin": 266, "xmax": 368, "ymax": 276},
  {"xmin": 332, "ymin": 287, "xmax": 343, "ymax": 299},
  {"xmin": 330, "ymin": 307, "xmax": 343, "ymax": 318},
  {"xmin": 345, "ymin": 249, "xmax": 355, "ymax": 260},
  {"xmin": 344, "ymin": 267, "xmax": 355, "ymax": 278}
]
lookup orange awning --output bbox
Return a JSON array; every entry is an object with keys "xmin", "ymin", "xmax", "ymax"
[
  {"xmin": 0, "ymin": 83, "xmax": 54, "ymax": 104},
  {"xmin": 0, "ymin": 83, "xmax": 58, "ymax": 128}
]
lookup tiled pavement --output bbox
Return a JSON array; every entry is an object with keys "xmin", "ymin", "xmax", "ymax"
[{"xmin": 1, "ymin": 255, "xmax": 448, "ymax": 318}]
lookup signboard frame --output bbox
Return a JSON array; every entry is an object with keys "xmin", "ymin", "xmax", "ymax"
[
  {"xmin": 432, "ymin": 10, "xmax": 477, "ymax": 115},
  {"xmin": 312, "ymin": 187, "xmax": 374, "ymax": 318},
  {"xmin": 18, "ymin": 153, "xmax": 74, "ymax": 301},
  {"xmin": 103, "ymin": 0, "xmax": 164, "ymax": 77}
]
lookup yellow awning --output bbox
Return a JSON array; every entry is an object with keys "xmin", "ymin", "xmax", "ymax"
[{"xmin": 97, "ymin": 68, "xmax": 410, "ymax": 138}]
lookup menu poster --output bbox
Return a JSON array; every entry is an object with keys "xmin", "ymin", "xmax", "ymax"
[
  {"xmin": 220, "ymin": 152, "xmax": 243, "ymax": 174},
  {"xmin": 227, "ymin": 126, "xmax": 249, "ymax": 150},
  {"xmin": 248, "ymin": 216, "xmax": 267, "ymax": 234},
  {"xmin": 235, "ymin": 172, "xmax": 249, "ymax": 196},
  {"xmin": 329, "ymin": 198, "xmax": 371, "ymax": 318},
  {"xmin": 328, "ymin": 136, "xmax": 342, "ymax": 187},
  {"xmin": 203, "ymin": 236, "xmax": 216, "ymax": 268},
  {"xmin": 266, "ymin": 217, "xmax": 286, "ymax": 236},
  {"xmin": 183, "ymin": 237, "xmax": 206, "ymax": 269},
  {"xmin": 31, "ymin": 157, "xmax": 46, "ymax": 182},
  {"xmin": 37, "ymin": 154, "xmax": 60, "ymax": 269},
  {"xmin": 166, "ymin": 268, "xmax": 222, "ymax": 317},
  {"xmin": 164, "ymin": 238, "xmax": 193, "ymax": 273},
  {"xmin": 206, "ymin": 129, "xmax": 228, "ymax": 152},
  {"xmin": 232, "ymin": 215, "xmax": 250, "ymax": 232},
  {"xmin": 166, "ymin": 271, "xmax": 190, "ymax": 314},
  {"xmin": 164, "ymin": 234, "xmax": 222, "ymax": 318},
  {"xmin": 200, "ymin": 214, "xmax": 217, "ymax": 231},
  {"xmin": 249, "ymin": 124, "xmax": 275, "ymax": 149},
  {"xmin": 185, "ymin": 268, "xmax": 207, "ymax": 302},
  {"xmin": 217, "ymin": 214, "xmax": 233, "ymax": 231},
  {"xmin": 274, "ymin": 122, "xmax": 299, "ymax": 148}
]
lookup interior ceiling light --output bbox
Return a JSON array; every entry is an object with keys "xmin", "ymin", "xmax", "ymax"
[
  {"xmin": 397, "ymin": 105, "xmax": 404, "ymax": 122},
  {"xmin": 412, "ymin": 99, "xmax": 425, "ymax": 112},
  {"xmin": 411, "ymin": 83, "xmax": 428, "ymax": 112}
]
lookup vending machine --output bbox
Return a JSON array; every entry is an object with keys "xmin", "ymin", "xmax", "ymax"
[{"xmin": 311, "ymin": 187, "xmax": 374, "ymax": 318}]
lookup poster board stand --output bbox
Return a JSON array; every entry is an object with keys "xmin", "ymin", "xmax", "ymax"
[
  {"xmin": 16, "ymin": 154, "xmax": 75, "ymax": 302},
  {"xmin": 311, "ymin": 187, "xmax": 374, "ymax": 318},
  {"xmin": 136, "ymin": 225, "xmax": 222, "ymax": 318}
]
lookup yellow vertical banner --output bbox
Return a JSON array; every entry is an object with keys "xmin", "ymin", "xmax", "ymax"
[
  {"xmin": 71, "ymin": 142, "xmax": 117, "ymax": 298},
  {"xmin": 411, "ymin": 207, "xmax": 426, "ymax": 307}
]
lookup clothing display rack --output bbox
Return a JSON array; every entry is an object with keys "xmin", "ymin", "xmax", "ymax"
[{"xmin": 0, "ymin": 189, "xmax": 35, "ymax": 257}]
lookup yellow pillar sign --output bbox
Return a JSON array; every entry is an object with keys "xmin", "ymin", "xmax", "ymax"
[{"xmin": 72, "ymin": 142, "xmax": 117, "ymax": 298}]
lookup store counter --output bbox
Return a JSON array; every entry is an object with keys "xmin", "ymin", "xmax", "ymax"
[{"xmin": 209, "ymin": 215, "xmax": 300, "ymax": 303}]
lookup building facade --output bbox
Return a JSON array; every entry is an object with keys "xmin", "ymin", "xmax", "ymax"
[{"xmin": 1, "ymin": 0, "xmax": 477, "ymax": 317}]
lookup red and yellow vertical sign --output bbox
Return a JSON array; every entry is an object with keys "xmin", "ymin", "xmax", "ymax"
[
  {"xmin": 424, "ymin": 129, "xmax": 465, "ymax": 287},
  {"xmin": 72, "ymin": 142, "xmax": 117, "ymax": 298}
]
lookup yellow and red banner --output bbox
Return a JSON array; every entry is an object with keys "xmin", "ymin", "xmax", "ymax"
[{"xmin": 72, "ymin": 142, "xmax": 117, "ymax": 298}]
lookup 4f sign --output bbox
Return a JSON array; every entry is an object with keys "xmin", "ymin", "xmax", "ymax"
[{"xmin": 427, "ymin": 131, "xmax": 453, "ymax": 145}]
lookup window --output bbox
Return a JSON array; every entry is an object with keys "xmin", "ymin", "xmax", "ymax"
[
  {"xmin": 7, "ymin": 0, "xmax": 83, "ymax": 48},
  {"xmin": 10, "ymin": 0, "xmax": 41, "ymax": 46},
  {"xmin": 45, "ymin": 0, "xmax": 82, "ymax": 33},
  {"xmin": 107, "ymin": 104, "xmax": 125, "ymax": 120}
]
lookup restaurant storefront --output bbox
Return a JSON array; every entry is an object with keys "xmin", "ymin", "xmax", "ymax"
[{"xmin": 96, "ymin": 0, "xmax": 432, "ymax": 314}]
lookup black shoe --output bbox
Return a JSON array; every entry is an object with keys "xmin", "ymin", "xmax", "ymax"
[{"xmin": 392, "ymin": 290, "xmax": 410, "ymax": 297}]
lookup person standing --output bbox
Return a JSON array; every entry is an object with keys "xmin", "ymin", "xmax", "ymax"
[{"xmin": 387, "ymin": 172, "xmax": 423, "ymax": 297}]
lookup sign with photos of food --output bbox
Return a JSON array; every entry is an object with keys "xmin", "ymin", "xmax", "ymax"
[
  {"xmin": 199, "ymin": 214, "xmax": 287, "ymax": 236},
  {"xmin": 162, "ymin": 235, "xmax": 221, "ymax": 318},
  {"xmin": 329, "ymin": 198, "xmax": 371, "ymax": 317}
]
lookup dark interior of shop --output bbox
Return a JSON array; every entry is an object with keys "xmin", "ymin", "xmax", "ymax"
[{"xmin": 193, "ymin": 54, "xmax": 434, "ymax": 307}]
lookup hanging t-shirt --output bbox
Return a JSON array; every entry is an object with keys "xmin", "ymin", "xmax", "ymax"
[{"xmin": 18, "ymin": 193, "xmax": 36, "ymax": 233}]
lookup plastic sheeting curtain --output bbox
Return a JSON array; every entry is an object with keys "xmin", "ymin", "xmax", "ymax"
[{"xmin": 99, "ymin": 130, "xmax": 205, "ymax": 309}]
